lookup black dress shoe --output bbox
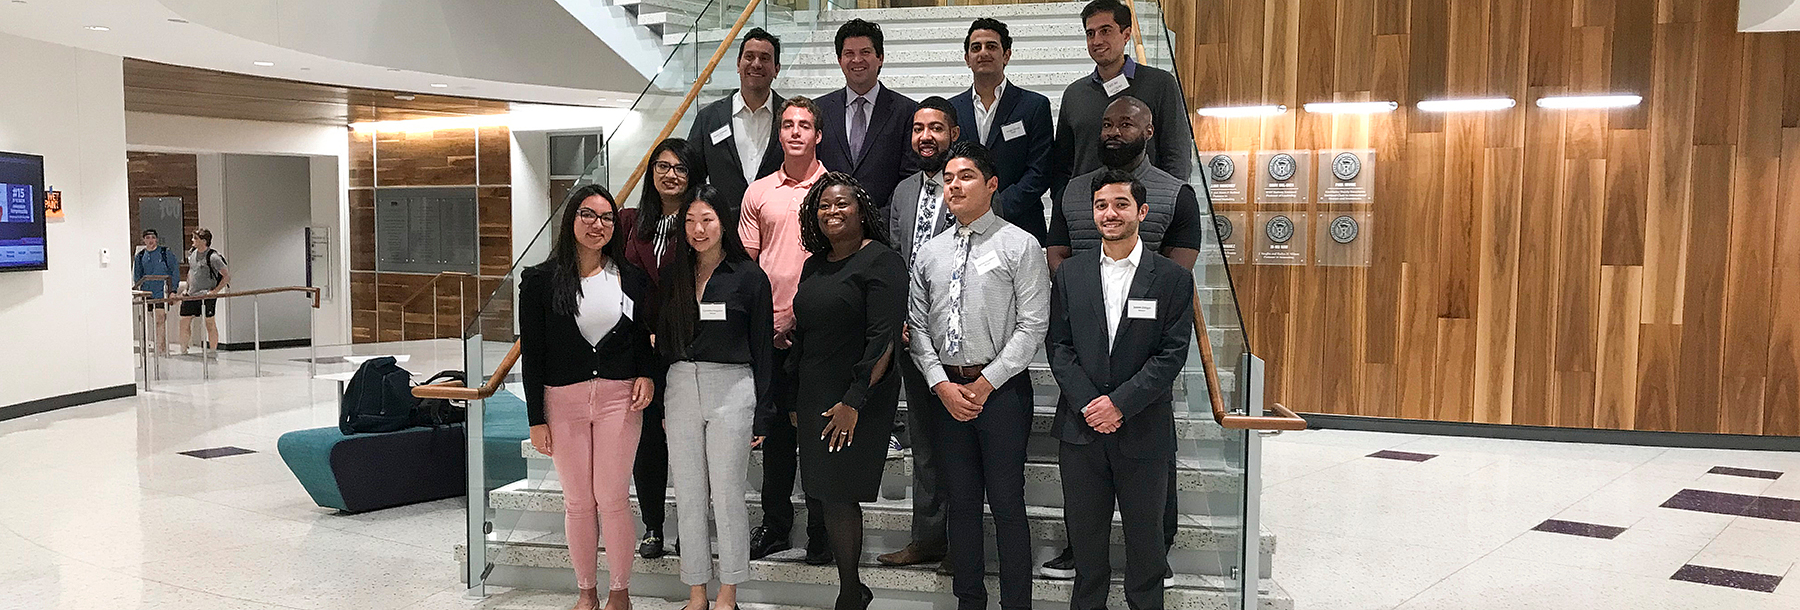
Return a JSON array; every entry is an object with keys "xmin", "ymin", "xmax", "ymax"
[
  {"xmin": 638, "ymin": 530, "xmax": 666, "ymax": 559},
  {"xmin": 834, "ymin": 583, "xmax": 873, "ymax": 610},
  {"xmin": 803, "ymin": 540, "xmax": 834, "ymax": 566},
  {"xmin": 748, "ymin": 525, "xmax": 791, "ymax": 560},
  {"xmin": 1039, "ymin": 546, "xmax": 1075, "ymax": 579}
]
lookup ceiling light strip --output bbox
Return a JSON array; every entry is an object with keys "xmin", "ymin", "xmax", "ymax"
[
  {"xmin": 1417, "ymin": 97, "xmax": 1516, "ymax": 112},
  {"xmin": 1535, "ymin": 94, "xmax": 1642, "ymax": 109},
  {"xmin": 1302, "ymin": 101, "xmax": 1400, "ymax": 114},
  {"xmin": 1196, "ymin": 105, "xmax": 1288, "ymax": 118}
]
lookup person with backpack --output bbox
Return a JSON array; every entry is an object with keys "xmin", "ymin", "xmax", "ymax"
[
  {"xmin": 132, "ymin": 228, "xmax": 180, "ymax": 355},
  {"xmin": 180, "ymin": 228, "xmax": 230, "ymax": 355},
  {"xmin": 520, "ymin": 184, "xmax": 659, "ymax": 610}
]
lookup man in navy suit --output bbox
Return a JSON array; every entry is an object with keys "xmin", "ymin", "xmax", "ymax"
[
  {"xmin": 688, "ymin": 27, "xmax": 785, "ymax": 220},
  {"xmin": 948, "ymin": 18, "xmax": 1055, "ymax": 245},
  {"xmin": 816, "ymin": 18, "xmax": 918, "ymax": 214}
]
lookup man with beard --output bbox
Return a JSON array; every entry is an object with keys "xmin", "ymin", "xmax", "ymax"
[
  {"xmin": 947, "ymin": 18, "xmax": 1054, "ymax": 244},
  {"xmin": 873, "ymin": 96, "xmax": 960, "ymax": 570},
  {"xmin": 1046, "ymin": 169, "xmax": 1193, "ymax": 610},
  {"xmin": 1050, "ymin": 0, "xmax": 1193, "ymax": 201},
  {"xmin": 689, "ymin": 27, "xmax": 785, "ymax": 219},
  {"xmin": 1039, "ymin": 94, "xmax": 1199, "ymax": 583}
]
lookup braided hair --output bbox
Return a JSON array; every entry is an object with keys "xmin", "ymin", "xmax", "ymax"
[{"xmin": 798, "ymin": 171, "xmax": 889, "ymax": 256}]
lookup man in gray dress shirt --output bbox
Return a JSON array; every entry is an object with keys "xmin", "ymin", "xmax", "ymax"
[{"xmin": 907, "ymin": 141, "xmax": 1050, "ymax": 610}]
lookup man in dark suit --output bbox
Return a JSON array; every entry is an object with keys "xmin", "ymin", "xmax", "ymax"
[
  {"xmin": 688, "ymin": 27, "xmax": 785, "ymax": 219},
  {"xmin": 948, "ymin": 18, "xmax": 1055, "ymax": 244},
  {"xmin": 1045, "ymin": 168, "xmax": 1193, "ymax": 610},
  {"xmin": 816, "ymin": 18, "xmax": 917, "ymax": 214},
  {"xmin": 875, "ymin": 96, "xmax": 961, "ymax": 569}
]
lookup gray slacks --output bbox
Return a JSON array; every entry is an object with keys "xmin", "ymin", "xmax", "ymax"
[
  {"xmin": 899, "ymin": 355, "xmax": 948, "ymax": 551},
  {"xmin": 664, "ymin": 361, "xmax": 756, "ymax": 586}
]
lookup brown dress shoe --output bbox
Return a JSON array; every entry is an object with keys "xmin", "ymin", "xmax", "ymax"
[{"xmin": 876, "ymin": 543, "xmax": 946, "ymax": 566}]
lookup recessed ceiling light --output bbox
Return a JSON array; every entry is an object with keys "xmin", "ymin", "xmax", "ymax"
[
  {"xmin": 299, "ymin": 67, "xmax": 311, "ymax": 71},
  {"xmin": 167, "ymin": 18, "xmax": 188, "ymax": 23},
  {"xmin": 252, "ymin": 61, "xmax": 275, "ymax": 67},
  {"xmin": 84, "ymin": 25, "xmax": 110, "ymax": 31},
  {"xmin": 429, "ymin": 83, "xmax": 448, "ymax": 88}
]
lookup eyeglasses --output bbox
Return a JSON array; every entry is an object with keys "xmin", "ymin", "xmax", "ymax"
[
  {"xmin": 576, "ymin": 209, "xmax": 617, "ymax": 225},
  {"xmin": 652, "ymin": 161, "xmax": 689, "ymax": 177}
]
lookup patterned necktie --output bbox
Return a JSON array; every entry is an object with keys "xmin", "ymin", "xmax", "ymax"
[
  {"xmin": 849, "ymin": 97, "xmax": 869, "ymax": 165},
  {"xmin": 945, "ymin": 225, "xmax": 972, "ymax": 356},
  {"xmin": 912, "ymin": 181, "xmax": 941, "ymax": 255}
]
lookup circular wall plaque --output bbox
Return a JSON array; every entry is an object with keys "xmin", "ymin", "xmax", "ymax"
[
  {"xmin": 1267, "ymin": 153, "xmax": 1297, "ymax": 182},
  {"xmin": 1328, "ymin": 215, "xmax": 1360, "ymax": 244},
  {"xmin": 1265, "ymin": 215, "xmax": 1295, "ymax": 244}
]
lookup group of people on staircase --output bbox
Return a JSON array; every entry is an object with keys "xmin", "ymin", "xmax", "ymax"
[{"xmin": 517, "ymin": 2, "xmax": 1205, "ymax": 610}]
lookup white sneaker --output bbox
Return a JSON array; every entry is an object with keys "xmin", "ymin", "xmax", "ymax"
[{"xmin": 887, "ymin": 435, "xmax": 905, "ymax": 460}]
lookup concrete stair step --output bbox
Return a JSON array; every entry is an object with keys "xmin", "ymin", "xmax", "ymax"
[{"xmin": 461, "ymin": 542, "xmax": 1293, "ymax": 610}]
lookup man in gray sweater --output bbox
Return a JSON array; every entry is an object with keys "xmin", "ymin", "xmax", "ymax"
[{"xmin": 1051, "ymin": 0, "xmax": 1194, "ymax": 201}]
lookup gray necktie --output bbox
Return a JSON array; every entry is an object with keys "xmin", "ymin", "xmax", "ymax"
[{"xmin": 849, "ymin": 97, "xmax": 869, "ymax": 165}]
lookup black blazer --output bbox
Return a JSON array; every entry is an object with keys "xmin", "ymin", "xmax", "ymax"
[
  {"xmin": 519, "ymin": 259, "xmax": 661, "ymax": 426},
  {"xmin": 688, "ymin": 90, "xmax": 785, "ymax": 219},
  {"xmin": 1045, "ymin": 247, "xmax": 1194, "ymax": 458},
  {"xmin": 949, "ymin": 84, "xmax": 1055, "ymax": 244},
  {"xmin": 817, "ymin": 84, "xmax": 918, "ymax": 214}
]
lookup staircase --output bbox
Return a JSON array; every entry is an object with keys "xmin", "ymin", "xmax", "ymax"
[{"xmin": 461, "ymin": 2, "xmax": 1294, "ymax": 608}]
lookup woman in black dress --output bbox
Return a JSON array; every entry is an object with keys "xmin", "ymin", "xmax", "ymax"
[{"xmin": 790, "ymin": 172, "xmax": 907, "ymax": 610}]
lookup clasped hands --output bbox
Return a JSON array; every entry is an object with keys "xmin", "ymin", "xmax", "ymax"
[
  {"xmin": 1082, "ymin": 395, "xmax": 1122, "ymax": 434},
  {"xmin": 933, "ymin": 375, "xmax": 996, "ymax": 422}
]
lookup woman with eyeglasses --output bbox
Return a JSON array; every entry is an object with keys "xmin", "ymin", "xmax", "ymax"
[
  {"xmin": 521, "ymin": 184, "xmax": 660, "ymax": 610},
  {"xmin": 654, "ymin": 185, "xmax": 774, "ymax": 610},
  {"xmin": 790, "ymin": 172, "xmax": 907, "ymax": 610},
  {"xmin": 619, "ymin": 137, "xmax": 703, "ymax": 559}
]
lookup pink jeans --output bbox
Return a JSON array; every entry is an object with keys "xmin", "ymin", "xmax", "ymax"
[{"xmin": 545, "ymin": 377, "xmax": 642, "ymax": 591}]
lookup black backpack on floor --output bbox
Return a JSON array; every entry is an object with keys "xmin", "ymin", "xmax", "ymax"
[{"xmin": 339, "ymin": 357, "xmax": 418, "ymax": 435}]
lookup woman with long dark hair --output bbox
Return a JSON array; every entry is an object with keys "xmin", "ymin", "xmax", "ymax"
[
  {"xmin": 789, "ymin": 172, "xmax": 907, "ymax": 610},
  {"xmin": 620, "ymin": 137, "xmax": 701, "ymax": 558},
  {"xmin": 520, "ymin": 184, "xmax": 659, "ymax": 610},
  {"xmin": 654, "ymin": 185, "xmax": 773, "ymax": 610}
]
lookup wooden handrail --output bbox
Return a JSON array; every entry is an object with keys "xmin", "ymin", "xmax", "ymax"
[
  {"xmin": 399, "ymin": 271, "xmax": 474, "ymax": 311},
  {"xmin": 1192, "ymin": 281, "xmax": 1305, "ymax": 431},
  {"xmin": 144, "ymin": 285, "xmax": 322, "ymax": 309},
  {"xmin": 1124, "ymin": 0, "xmax": 1150, "ymax": 68},
  {"xmin": 134, "ymin": 274, "xmax": 172, "ymax": 290},
  {"xmin": 615, "ymin": 0, "xmax": 767, "ymax": 203},
  {"xmin": 412, "ymin": 341, "xmax": 521, "ymax": 400}
]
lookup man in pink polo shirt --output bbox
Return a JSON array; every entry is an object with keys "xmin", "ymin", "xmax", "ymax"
[{"xmin": 740, "ymin": 96, "xmax": 832, "ymax": 563}]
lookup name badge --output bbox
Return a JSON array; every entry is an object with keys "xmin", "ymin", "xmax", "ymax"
[
  {"xmin": 1103, "ymin": 73, "xmax": 1131, "ymax": 97},
  {"xmin": 973, "ymin": 251, "xmax": 1003, "ymax": 275},
  {"xmin": 710, "ymin": 125, "xmax": 731, "ymax": 145},
  {"xmin": 699, "ymin": 302, "xmax": 728, "ymax": 321},
  {"xmin": 1001, "ymin": 121, "xmax": 1026, "ymax": 141},
  {"xmin": 1127, "ymin": 298, "xmax": 1156, "ymax": 320},
  {"xmin": 620, "ymin": 294, "xmax": 634, "ymax": 320}
]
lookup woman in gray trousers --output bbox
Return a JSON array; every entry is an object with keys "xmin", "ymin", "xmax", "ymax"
[{"xmin": 652, "ymin": 185, "xmax": 775, "ymax": 610}]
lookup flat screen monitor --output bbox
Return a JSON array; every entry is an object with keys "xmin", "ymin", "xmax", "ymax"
[{"xmin": 0, "ymin": 151, "xmax": 48, "ymax": 271}]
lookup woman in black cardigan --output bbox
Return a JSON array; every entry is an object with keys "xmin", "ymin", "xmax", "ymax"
[{"xmin": 520, "ymin": 183, "xmax": 660, "ymax": 610}]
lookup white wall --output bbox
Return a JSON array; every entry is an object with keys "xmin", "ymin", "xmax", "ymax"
[
  {"xmin": 509, "ymin": 131, "xmax": 556, "ymax": 268},
  {"xmin": 218, "ymin": 154, "xmax": 312, "ymax": 344},
  {"xmin": 0, "ymin": 34, "xmax": 132, "ymax": 407},
  {"xmin": 126, "ymin": 112, "xmax": 352, "ymax": 346}
]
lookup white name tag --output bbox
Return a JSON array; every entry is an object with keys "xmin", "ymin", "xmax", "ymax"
[
  {"xmin": 1001, "ymin": 121, "xmax": 1026, "ymax": 141},
  {"xmin": 699, "ymin": 302, "xmax": 727, "ymax": 321},
  {"xmin": 1127, "ymin": 298, "xmax": 1156, "ymax": 320},
  {"xmin": 710, "ymin": 125, "xmax": 731, "ymax": 145},
  {"xmin": 974, "ymin": 251, "xmax": 1002, "ymax": 275},
  {"xmin": 621, "ymin": 294, "xmax": 634, "ymax": 320},
  {"xmin": 1103, "ymin": 74, "xmax": 1131, "ymax": 97}
]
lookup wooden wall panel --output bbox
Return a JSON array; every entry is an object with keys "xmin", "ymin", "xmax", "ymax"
[
  {"xmin": 125, "ymin": 152, "xmax": 199, "ymax": 261},
  {"xmin": 1175, "ymin": 0, "xmax": 1800, "ymax": 435}
]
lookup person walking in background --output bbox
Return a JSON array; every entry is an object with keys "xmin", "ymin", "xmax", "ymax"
[
  {"xmin": 1046, "ymin": 169, "xmax": 1193, "ymax": 610},
  {"xmin": 620, "ymin": 137, "xmax": 700, "ymax": 560},
  {"xmin": 1051, "ymin": 0, "xmax": 1194, "ymax": 201},
  {"xmin": 816, "ymin": 19, "xmax": 917, "ymax": 214},
  {"xmin": 874, "ymin": 97, "xmax": 961, "ymax": 570},
  {"xmin": 520, "ymin": 184, "xmax": 660, "ymax": 610},
  {"xmin": 179, "ymin": 228, "xmax": 229, "ymax": 355},
  {"xmin": 654, "ymin": 185, "xmax": 773, "ymax": 610},
  {"xmin": 132, "ymin": 228, "xmax": 179, "ymax": 355},
  {"xmin": 908, "ymin": 142, "xmax": 1050, "ymax": 610},
  {"xmin": 948, "ymin": 18, "xmax": 1056, "ymax": 243},
  {"xmin": 740, "ymin": 96, "xmax": 831, "ymax": 564},
  {"xmin": 791, "ymin": 172, "xmax": 907, "ymax": 610},
  {"xmin": 689, "ymin": 27, "xmax": 785, "ymax": 220}
]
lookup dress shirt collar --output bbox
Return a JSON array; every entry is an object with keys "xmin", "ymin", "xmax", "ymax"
[
  {"xmin": 845, "ymin": 82, "xmax": 882, "ymax": 108},
  {"xmin": 971, "ymin": 79, "xmax": 1008, "ymax": 110},
  {"xmin": 956, "ymin": 209, "xmax": 1001, "ymax": 235},
  {"xmin": 779, "ymin": 159, "xmax": 827, "ymax": 187},
  {"xmin": 1101, "ymin": 238, "xmax": 1144, "ymax": 269},
  {"xmin": 1091, "ymin": 55, "xmax": 1139, "ymax": 84},
  {"xmin": 921, "ymin": 171, "xmax": 944, "ymax": 190},
  {"xmin": 733, "ymin": 89, "xmax": 773, "ymax": 116}
]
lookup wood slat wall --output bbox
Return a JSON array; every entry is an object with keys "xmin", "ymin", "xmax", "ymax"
[
  {"xmin": 125, "ymin": 151, "xmax": 199, "ymax": 272},
  {"xmin": 1168, "ymin": 0, "xmax": 1800, "ymax": 435},
  {"xmin": 348, "ymin": 127, "xmax": 514, "ymax": 343}
]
